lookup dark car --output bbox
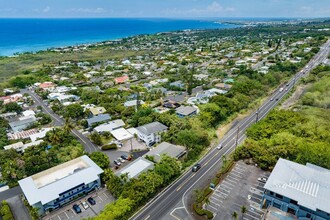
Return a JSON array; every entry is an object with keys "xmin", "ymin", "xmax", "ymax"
[
  {"xmin": 73, "ymin": 204, "xmax": 81, "ymax": 214},
  {"xmin": 121, "ymin": 155, "xmax": 131, "ymax": 161},
  {"xmin": 192, "ymin": 163, "xmax": 201, "ymax": 172},
  {"xmin": 87, "ymin": 197, "xmax": 96, "ymax": 205},
  {"xmin": 114, "ymin": 160, "xmax": 121, "ymax": 166}
]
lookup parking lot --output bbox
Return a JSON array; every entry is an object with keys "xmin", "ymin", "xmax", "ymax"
[
  {"xmin": 205, "ymin": 161, "xmax": 270, "ymax": 220},
  {"xmin": 44, "ymin": 188, "xmax": 113, "ymax": 220}
]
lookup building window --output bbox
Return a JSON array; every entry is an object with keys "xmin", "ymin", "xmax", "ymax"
[
  {"xmin": 290, "ymin": 199, "xmax": 298, "ymax": 205},
  {"xmin": 269, "ymin": 191, "xmax": 274, "ymax": 196},
  {"xmin": 306, "ymin": 213, "xmax": 311, "ymax": 218},
  {"xmin": 275, "ymin": 194, "xmax": 283, "ymax": 199}
]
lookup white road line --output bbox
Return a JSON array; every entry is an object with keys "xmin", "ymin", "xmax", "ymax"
[
  {"xmin": 71, "ymin": 209, "xmax": 76, "ymax": 215},
  {"xmin": 245, "ymin": 212, "xmax": 259, "ymax": 220},
  {"xmin": 57, "ymin": 215, "xmax": 62, "ymax": 220},
  {"xmin": 229, "ymin": 173, "xmax": 242, "ymax": 179},
  {"xmin": 206, "ymin": 204, "xmax": 218, "ymax": 212},
  {"xmin": 225, "ymin": 177, "xmax": 238, "ymax": 184},
  {"xmin": 210, "ymin": 195, "xmax": 223, "ymax": 203},
  {"xmin": 98, "ymin": 195, "xmax": 103, "ymax": 202},
  {"xmin": 221, "ymin": 184, "xmax": 233, "ymax": 190},
  {"xmin": 222, "ymin": 181, "xmax": 235, "ymax": 187},
  {"xmin": 209, "ymin": 200, "xmax": 222, "ymax": 207},
  {"xmin": 64, "ymin": 211, "xmax": 69, "ymax": 219},
  {"xmin": 232, "ymin": 169, "xmax": 245, "ymax": 175},
  {"xmin": 213, "ymin": 193, "xmax": 226, "ymax": 200},
  {"xmin": 227, "ymin": 175, "xmax": 240, "ymax": 181},
  {"xmin": 215, "ymin": 189, "xmax": 229, "ymax": 197}
]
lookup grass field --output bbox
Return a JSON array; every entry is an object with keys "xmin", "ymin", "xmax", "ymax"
[{"xmin": 0, "ymin": 47, "xmax": 154, "ymax": 82}]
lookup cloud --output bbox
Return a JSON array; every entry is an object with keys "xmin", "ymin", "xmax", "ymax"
[
  {"xmin": 162, "ymin": 1, "xmax": 235, "ymax": 17},
  {"xmin": 68, "ymin": 8, "xmax": 107, "ymax": 14},
  {"xmin": 43, "ymin": 6, "xmax": 50, "ymax": 13}
]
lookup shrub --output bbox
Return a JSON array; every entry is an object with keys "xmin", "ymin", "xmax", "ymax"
[
  {"xmin": 101, "ymin": 143, "xmax": 118, "ymax": 150},
  {"xmin": 193, "ymin": 203, "xmax": 214, "ymax": 219},
  {"xmin": 0, "ymin": 200, "xmax": 14, "ymax": 220}
]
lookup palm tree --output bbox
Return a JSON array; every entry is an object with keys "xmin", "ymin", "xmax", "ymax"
[
  {"xmin": 232, "ymin": 211, "xmax": 238, "ymax": 220},
  {"xmin": 64, "ymin": 117, "xmax": 74, "ymax": 133},
  {"xmin": 49, "ymin": 128, "xmax": 61, "ymax": 144},
  {"xmin": 241, "ymin": 206, "xmax": 247, "ymax": 220}
]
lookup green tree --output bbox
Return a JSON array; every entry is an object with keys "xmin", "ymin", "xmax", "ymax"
[
  {"xmin": 89, "ymin": 152, "xmax": 110, "ymax": 169},
  {"xmin": 240, "ymin": 206, "xmax": 247, "ymax": 220},
  {"xmin": 64, "ymin": 103, "xmax": 84, "ymax": 119},
  {"xmin": 232, "ymin": 211, "xmax": 238, "ymax": 220},
  {"xmin": 90, "ymin": 132, "xmax": 102, "ymax": 145},
  {"xmin": 4, "ymin": 102, "xmax": 22, "ymax": 113}
]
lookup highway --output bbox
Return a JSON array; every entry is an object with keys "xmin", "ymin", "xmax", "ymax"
[
  {"xmin": 131, "ymin": 39, "xmax": 330, "ymax": 220},
  {"xmin": 21, "ymin": 89, "xmax": 99, "ymax": 153}
]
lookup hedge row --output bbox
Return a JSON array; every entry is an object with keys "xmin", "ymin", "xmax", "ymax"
[
  {"xmin": 101, "ymin": 143, "xmax": 118, "ymax": 150},
  {"xmin": 0, "ymin": 200, "xmax": 14, "ymax": 220},
  {"xmin": 193, "ymin": 203, "xmax": 214, "ymax": 219}
]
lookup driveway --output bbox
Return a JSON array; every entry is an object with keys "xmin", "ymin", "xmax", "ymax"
[{"xmin": 7, "ymin": 195, "xmax": 31, "ymax": 220}]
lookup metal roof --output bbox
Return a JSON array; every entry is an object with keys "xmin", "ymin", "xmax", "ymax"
[
  {"xmin": 87, "ymin": 114, "xmax": 111, "ymax": 126},
  {"xmin": 116, "ymin": 157, "xmax": 154, "ymax": 179},
  {"xmin": 175, "ymin": 106, "xmax": 197, "ymax": 116},
  {"xmin": 18, "ymin": 155, "xmax": 103, "ymax": 206},
  {"xmin": 264, "ymin": 158, "xmax": 330, "ymax": 213},
  {"xmin": 136, "ymin": 122, "xmax": 168, "ymax": 136},
  {"xmin": 144, "ymin": 142, "xmax": 186, "ymax": 162}
]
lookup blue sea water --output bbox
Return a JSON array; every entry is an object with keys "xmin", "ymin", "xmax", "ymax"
[{"xmin": 0, "ymin": 18, "xmax": 238, "ymax": 56}]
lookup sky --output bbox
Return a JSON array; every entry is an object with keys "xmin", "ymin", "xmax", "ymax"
[{"xmin": 0, "ymin": 0, "xmax": 330, "ymax": 18}]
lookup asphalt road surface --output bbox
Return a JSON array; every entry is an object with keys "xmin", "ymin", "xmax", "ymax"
[
  {"xmin": 21, "ymin": 89, "xmax": 98, "ymax": 153},
  {"xmin": 131, "ymin": 39, "xmax": 330, "ymax": 220}
]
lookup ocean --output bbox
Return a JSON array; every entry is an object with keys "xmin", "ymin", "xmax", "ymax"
[{"xmin": 0, "ymin": 18, "xmax": 238, "ymax": 56}]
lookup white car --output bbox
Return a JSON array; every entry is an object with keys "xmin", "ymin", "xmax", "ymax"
[
  {"xmin": 258, "ymin": 177, "xmax": 267, "ymax": 183},
  {"xmin": 217, "ymin": 145, "xmax": 223, "ymax": 150},
  {"xmin": 82, "ymin": 201, "xmax": 89, "ymax": 209}
]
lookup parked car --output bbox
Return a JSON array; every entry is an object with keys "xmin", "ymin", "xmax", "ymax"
[
  {"xmin": 258, "ymin": 177, "xmax": 267, "ymax": 183},
  {"xmin": 82, "ymin": 201, "xmax": 89, "ymax": 209},
  {"xmin": 114, "ymin": 160, "xmax": 121, "ymax": 166},
  {"xmin": 192, "ymin": 163, "xmax": 201, "ymax": 172},
  {"xmin": 73, "ymin": 204, "xmax": 81, "ymax": 214},
  {"xmin": 87, "ymin": 197, "xmax": 96, "ymax": 205},
  {"xmin": 117, "ymin": 157, "xmax": 126, "ymax": 163},
  {"xmin": 121, "ymin": 154, "xmax": 132, "ymax": 161}
]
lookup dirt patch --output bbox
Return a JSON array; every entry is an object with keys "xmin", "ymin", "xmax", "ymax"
[{"xmin": 280, "ymin": 84, "xmax": 310, "ymax": 110}]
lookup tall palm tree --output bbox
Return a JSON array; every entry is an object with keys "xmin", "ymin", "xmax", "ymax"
[
  {"xmin": 232, "ymin": 211, "xmax": 238, "ymax": 220},
  {"xmin": 49, "ymin": 128, "xmax": 61, "ymax": 144},
  {"xmin": 241, "ymin": 206, "xmax": 247, "ymax": 220},
  {"xmin": 64, "ymin": 117, "xmax": 75, "ymax": 133}
]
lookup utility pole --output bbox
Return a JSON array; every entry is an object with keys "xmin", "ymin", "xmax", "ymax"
[{"xmin": 235, "ymin": 126, "xmax": 240, "ymax": 151}]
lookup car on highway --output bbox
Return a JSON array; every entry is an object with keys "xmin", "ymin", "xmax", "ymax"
[
  {"xmin": 114, "ymin": 160, "xmax": 121, "ymax": 166},
  {"xmin": 73, "ymin": 204, "xmax": 82, "ymax": 214},
  {"xmin": 275, "ymin": 98, "xmax": 279, "ymax": 101},
  {"xmin": 82, "ymin": 201, "xmax": 89, "ymax": 209},
  {"xmin": 270, "ymin": 97, "xmax": 274, "ymax": 101},
  {"xmin": 258, "ymin": 177, "xmax": 267, "ymax": 183},
  {"xmin": 217, "ymin": 145, "xmax": 223, "ymax": 150},
  {"xmin": 192, "ymin": 163, "xmax": 201, "ymax": 172},
  {"xmin": 279, "ymin": 87, "xmax": 284, "ymax": 92},
  {"xmin": 88, "ymin": 197, "xmax": 96, "ymax": 205}
]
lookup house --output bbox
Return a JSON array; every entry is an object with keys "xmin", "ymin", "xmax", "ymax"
[
  {"xmin": 22, "ymin": 110, "xmax": 35, "ymax": 117},
  {"xmin": 144, "ymin": 142, "xmax": 186, "ymax": 162},
  {"xmin": 169, "ymin": 80, "xmax": 184, "ymax": 88},
  {"xmin": 18, "ymin": 155, "xmax": 103, "ymax": 215},
  {"xmin": 7, "ymin": 129, "xmax": 38, "ymax": 140},
  {"xmin": 87, "ymin": 114, "xmax": 111, "ymax": 127},
  {"xmin": 215, "ymin": 83, "xmax": 233, "ymax": 90},
  {"xmin": 136, "ymin": 122, "xmax": 168, "ymax": 146},
  {"xmin": 9, "ymin": 117, "xmax": 36, "ymax": 132},
  {"xmin": 163, "ymin": 101, "xmax": 180, "ymax": 109},
  {"xmin": 193, "ymin": 74, "xmax": 208, "ymax": 81},
  {"xmin": 38, "ymin": 82, "xmax": 56, "ymax": 91},
  {"xmin": 262, "ymin": 158, "xmax": 330, "ymax": 220},
  {"xmin": 176, "ymin": 106, "xmax": 198, "ymax": 118},
  {"xmin": 3, "ymin": 140, "xmax": 43, "ymax": 153},
  {"xmin": 94, "ymin": 119, "xmax": 125, "ymax": 133},
  {"xmin": 115, "ymin": 75, "xmax": 129, "ymax": 84},
  {"xmin": 89, "ymin": 107, "xmax": 106, "ymax": 116},
  {"xmin": 110, "ymin": 128, "xmax": 134, "ymax": 142},
  {"xmin": 0, "ymin": 94, "xmax": 23, "ymax": 105},
  {"xmin": 124, "ymin": 100, "xmax": 145, "ymax": 108},
  {"xmin": 30, "ymin": 127, "xmax": 53, "ymax": 142},
  {"xmin": 116, "ymin": 157, "xmax": 154, "ymax": 179}
]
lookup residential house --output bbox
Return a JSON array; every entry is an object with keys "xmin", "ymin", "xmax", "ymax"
[
  {"xmin": 169, "ymin": 80, "xmax": 185, "ymax": 89},
  {"xmin": 115, "ymin": 75, "xmax": 129, "ymax": 84},
  {"xmin": 94, "ymin": 119, "xmax": 125, "ymax": 133},
  {"xmin": 176, "ymin": 106, "xmax": 198, "ymax": 118},
  {"xmin": 87, "ymin": 114, "xmax": 111, "ymax": 127},
  {"xmin": 116, "ymin": 157, "xmax": 154, "ymax": 179},
  {"xmin": 144, "ymin": 142, "xmax": 186, "ymax": 162},
  {"xmin": 215, "ymin": 83, "xmax": 233, "ymax": 90},
  {"xmin": 136, "ymin": 122, "xmax": 168, "ymax": 146},
  {"xmin": 9, "ymin": 117, "xmax": 36, "ymax": 132},
  {"xmin": 38, "ymin": 82, "xmax": 56, "ymax": 91},
  {"xmin": 89, "ymin": 107, "xmax": 106, "ymax": 117},
  {"xmin": 124, "ymin": 100, "xmax": 145, "ymax": 108}
]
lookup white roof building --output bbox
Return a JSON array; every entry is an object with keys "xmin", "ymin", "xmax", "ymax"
[
  {"xmin": 264, "ymin": 158, "xmax": 330, "ymax": 214},
  {"xmin": 94, "ymin": 119, "xmax": 125, "ymax": 133},
  {"xmin": 116, "ymin": 157, "xmax": 154, "ymax": 179},
  {"xmin": 110, "ymin": 128, "xmax": 133, "ymax": 141},
  {"xmin": 18, "ymin": 155, "xmax": 103, "ymax": 212}
]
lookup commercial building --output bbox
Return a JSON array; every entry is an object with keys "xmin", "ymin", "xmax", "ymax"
[
  {"xmin": 136, "ymin": 122, "xmax": 168, "ymax": 147},
  {"xmin": 262, "ymin": 158, "xmax": 330, "ymax": 220},
  {"xmin": 18, "ymin": 155, "xmax": 103, "ymax": 215}
]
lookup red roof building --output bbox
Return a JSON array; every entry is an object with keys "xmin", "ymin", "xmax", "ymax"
[{"xmin": 115, "ymin": 76, "xmax": 129, "ymax": 84}]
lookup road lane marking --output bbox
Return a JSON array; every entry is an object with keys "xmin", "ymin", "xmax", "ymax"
[
  {"xmin": 144, "ymin": 215, "xmax": 150, "ymax": 220},
  {"xmin": 176, "ymin": 173, "xmax": 196, "ymax": 191}
]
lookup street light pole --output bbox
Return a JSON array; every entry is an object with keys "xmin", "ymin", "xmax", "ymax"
[{"xmin": 256, "ymin": 108, "xmax": 260, "ymax": 123}]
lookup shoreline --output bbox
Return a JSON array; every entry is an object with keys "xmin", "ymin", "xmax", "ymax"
[{"xmin": 0, "ymin": 19, "xmax": 239, "ymax": 57}]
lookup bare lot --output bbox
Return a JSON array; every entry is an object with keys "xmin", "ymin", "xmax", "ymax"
[{"xmin": 205, "ymin": 161, "xmax": 270, "ymax": 220}]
